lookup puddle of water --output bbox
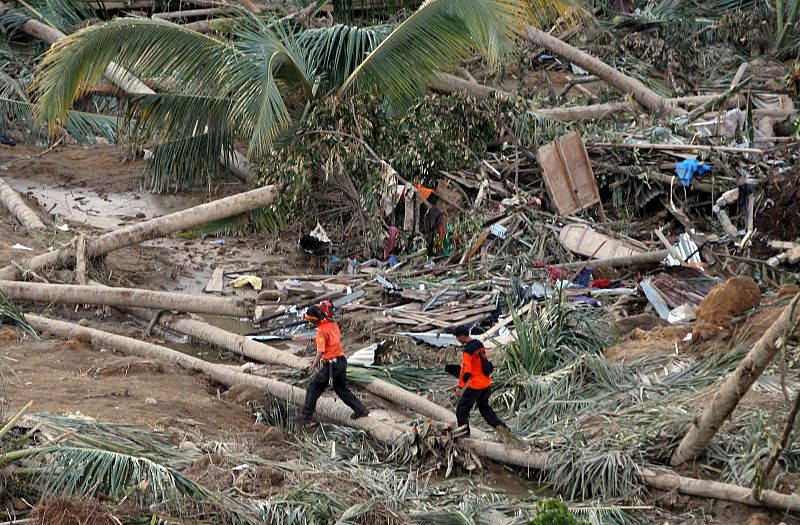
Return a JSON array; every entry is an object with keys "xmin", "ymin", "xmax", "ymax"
[{"xmin": 5, "ymin": 176, "xmax": 201, "ymax": 230}]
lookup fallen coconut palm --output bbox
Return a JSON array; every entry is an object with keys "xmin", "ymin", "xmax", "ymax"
[
  {"xmin": 0, "ymin": 280, "xmax": 255, "ymax": 318},
  {"xmin": 108, "ymin": 299, "xmax": 479, "ymax": 435},
  {"xmin": 523, "ymin": 27, "xmax": 684, "ymax": 116},
  {"xmin": 0, "ymin": 184, "xmax": 278, "ymax": 281},
  {"xmin": 25, "ymin": 314, "xmax": 406, "ymax": 445},
  {"xmin": 0, "ymin": 176, "xmax": 46, "ymax": 232},
  {"xmin": 671, "ymin": 293, "xmax": 800, "ymax": 467},
  {"xmin": 26, "ymin": 314, "xmax": 800, "ymax": 512}
]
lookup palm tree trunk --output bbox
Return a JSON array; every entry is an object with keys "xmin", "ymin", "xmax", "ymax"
[
  {"xmin": 0, "ymin": 280, "xmax": 254, "ymax": 318},
  {"xmin": 0, "ymin": 184, "xmax": 278, "ymax": 281},
  {"xmin": 24, "ymin": 314, "xmax": 800, "ymax": 512},
  {"xmin": 26, "ymin": 314, "xmax": 407, "ymax": 444},
  {"xmin": 114, "ymin": 300, "xmax": 480, "ymax": 434},
  {"xmin": 523, "ymin": 27, "xmax": 684, "ymax": 116},
  {"xmin": 0, "ymin": 176, "xmax": 46, "ymax": 232},
  {"xmin": 671, "ymin": 293, "xmax": 800, "ymax": 467}
]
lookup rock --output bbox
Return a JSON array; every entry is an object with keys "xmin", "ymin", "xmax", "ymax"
[
  {"xmin": 257, "ymin": 289, "xmax": 287, "ymax": 303},
  {"xmin": 263, "ymin": 426, "xmax": 285, "ymax": 442},
  {"xmin": 746, "ymin": 513, "xmax": 771, "ymax": 525},
  {"xmin": 696, "ymin": 276, "xmax": 761, "ymax": 327},
  {"xmin": 179, "ymin": 441, "xmax": 199, "ymax": 453},
  {"xmin": 78, "ymin": 318, "xmax": 90, "ymax": 327},
  {"xmin": 145, "ymin": 397, "xmax": 158, "ymax": 405}
]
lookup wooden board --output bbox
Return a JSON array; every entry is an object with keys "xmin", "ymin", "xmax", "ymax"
[
  {"xmin": 558, "ymin": 224, "xmax": 645, "ymax": 260},
  {"xmin": 204, "ymin": 267, "xmax": 225, "ymax": 293},
  {"xmin": 537, "ymin": 131, "xmax": 600, "ymax": 216}
]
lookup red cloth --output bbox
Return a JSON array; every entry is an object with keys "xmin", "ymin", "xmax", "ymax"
[
  {"xmin": 384, "ymin": 226, "xmax": 399, "ymax": 261},
  {"xmin": 590, "ymin": 278, "xmax": 612, "ymax": 289}
]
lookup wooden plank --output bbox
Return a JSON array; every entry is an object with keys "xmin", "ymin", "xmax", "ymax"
[
  {"xmin": 204, "ymin": 267, "xmax": 225, "ymax": 293},
  {"xmin": 559, "ymin": 224, "xmax": 644, "ymax": 259}
]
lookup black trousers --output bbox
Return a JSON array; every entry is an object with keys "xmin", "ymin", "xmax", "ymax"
[
  {"xmin": 456, "ymin": 386, "xmax": 504, "ymax": 429},
  {"xmin": 301, "ymin": 356, "xmax": 366, "ymax": 418}
]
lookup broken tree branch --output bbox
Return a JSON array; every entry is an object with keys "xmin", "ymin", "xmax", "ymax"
[
  {"xmin": 671, "ymin": 293, "xmax": 800, "ymax": 466},
  {"xmin": 75, "ymin": 236, "xmax": 87, "ymax": 285},
  {"xmin": 552, "ymin": 250, "xmax": 669, "ymax": 270},
  {"xmin": 0, "ymin": 176, "xmax": 46, "ymax": 232},
  {"xmin": 0, "ymin": 184, "xmax": 278, "ymax": 281},
  {"xmin": 0, "ymin": 280, "xmax": 254, "ymax": 317}
]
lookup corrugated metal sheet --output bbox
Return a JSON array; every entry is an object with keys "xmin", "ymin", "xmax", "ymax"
[
  {"xmin": 663, "ymin": 233, "xmax": 702, "ymax": 266},
  {"xmin": 398, "ymin": 332, "xmax": 457, "ymax": 348}
]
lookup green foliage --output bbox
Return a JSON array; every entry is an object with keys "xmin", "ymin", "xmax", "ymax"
[
  {"xmin": 0, "ymin": 289, "xmax": 38, "ymax": 340},
  {"xmin": 528, "ymin": 499, "xmax": 588, "ymax": 525}
]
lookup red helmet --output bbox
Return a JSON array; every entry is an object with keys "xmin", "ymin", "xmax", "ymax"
[
  {"xmin": 303, "ymin": 305, "xmax": 326, "ymax": 324},
  {"xmin": 319, "ymin": 300, "xmax": 334, "ymax": 321}
]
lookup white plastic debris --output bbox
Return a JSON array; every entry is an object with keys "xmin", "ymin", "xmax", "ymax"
[
  {"xmin": 56, "ymin": 224, "xmax": 70, "ymax": 232},
  {"xmin": 11, "ymin": 243, "xmax": 32, "ymax": 251},
  {"xmin": 668, "ymin": 304, "xmax": 697, "ymax": 324}
]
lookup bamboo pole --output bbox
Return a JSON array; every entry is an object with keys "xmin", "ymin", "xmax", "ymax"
[
  {"xmin": 0, "ymin": 184, "xmax": 278, "ymax": 281},
  {"xmin": 0, "ymin": 177, "xmax": 46, "ymax": 232},
  {"xmin": 0, "ymin": 280, "xmax": 254, "ymax": 317},
  {"xmin": 26, "ymin": 315, "xmax": 406, "ymax": 444},
  {"xmin": 551, "ymin": 250, "xmax": 669, "ymax": 270},
  {"xmin": 671, "ymin": 293, "xmax": 800, "ymax": 467}
]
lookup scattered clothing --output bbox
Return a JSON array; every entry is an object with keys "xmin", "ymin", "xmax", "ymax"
[{"xmin": 675, "ymin": 158, "xmax": 712, "ymax": 187}]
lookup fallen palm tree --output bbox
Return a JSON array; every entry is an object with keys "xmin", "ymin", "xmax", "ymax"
[
  {"xmin": 24, "ymin": 313, "xmax": 800, "ymax": 512},
  {"xmin": 0, "ymin": 176, "xmax": 46, "ymax": 232},
  {"xmin": 0, "ymin": 184, "xmax": 278, "ymax": 281},
  {"xmin": 0, "ymin": 280, "xmax": 255, "ymax": 318},
  {"xmin": 522, "ymin": 27, "xmax": 684, "ymax": 116},
  {"xmin": 26, "ymin": 314, "xmax": 407, "ymax": 445},
  {"xmin": 671, "ymin": 293, "xmax": 800, "ymax": 467}
]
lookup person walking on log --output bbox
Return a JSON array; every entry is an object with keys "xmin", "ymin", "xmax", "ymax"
[
  {"xmin": 296, "ymin": 303, "xmax": 370, "ymax": 424},
  {"xmin": 450, "ymin": 325, "xmax": 516, "ymax": 442}
]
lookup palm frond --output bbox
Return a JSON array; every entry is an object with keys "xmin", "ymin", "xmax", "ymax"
[
  {"xmin": 126, "ymin": 93, "xmax": 234, "ymax": 192},
  {"xmin": 0, "ymin": 97, "xmax": 117, "ymax": 145},
  {"xmin": 228, "ymin": 14, "xmax": 314, "ymax": 158},
  {"xmin": 33, "ymin": 18, "xmax": 232, "ymax": 126},
  {"xmin": 336, "ymin": 0, "xmax": 552, "ymax": 110},
  {"xmin": 21, "ymin": 445, "xmax": 259, "ymax": 524},
  {"xmin": 0, "ymin": 289, "xmax": 38, "ymax": 340},
  {"xmin": 298, "ymin": 24, "xmax": 392, "ymax": 89}
]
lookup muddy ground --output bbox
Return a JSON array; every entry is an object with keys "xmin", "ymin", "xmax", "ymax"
[{"xmin": 0, "ymin": 143, "xmax": 797, "ymax": 524}]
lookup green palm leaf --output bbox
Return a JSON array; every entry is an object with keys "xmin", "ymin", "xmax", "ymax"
[
  {"xmin": 228, "ymin": 15, "xmax": 314, "ymax": 159},
  {"xmin": 0, "ymin": 97, "xmax": 117, "ymax": 145},
  {"xmin": 298, "ymin": 24, "xmax": 392, "ymax": 89},
  {"xmin": 336, "ymin": 0, "xmax": 547, "ymax": 109},
  {"xmin": 33, "ymin": 18, "xmax": 233, "ymax": 126}
]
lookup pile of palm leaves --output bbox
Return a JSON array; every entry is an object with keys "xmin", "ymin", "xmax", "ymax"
[{"xmin": 485, "ymin": 298, "xmax": 800, "ymax": 505}]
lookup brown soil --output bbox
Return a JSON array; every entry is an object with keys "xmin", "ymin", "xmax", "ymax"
[
  {"xmin": 0, "ymin": 333, "xmax": 279, "ymax": 445},
  {"xmin": 29, "ymin": 498, "xmax": 119, "ymax": 525},
  {"xmin": 756, "ymin": 166, "xmax": 800, "ymax": 242},
  {"xmin": 695, "ymin": 276, "xmax": 762, "ymax": 327}
]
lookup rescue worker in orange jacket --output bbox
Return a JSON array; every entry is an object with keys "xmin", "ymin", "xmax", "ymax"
[
  {"xmin": 451, "ymin": 325, "xmax": 513, "ymax": 439},
  {"xmin": 297, "ymin": 303, "xmax": 369, "ymax": 424}
]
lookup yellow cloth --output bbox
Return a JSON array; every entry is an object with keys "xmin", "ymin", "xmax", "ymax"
[{"xmin": 232, "ymin": 276, "xmax": 263, "ymax": 290}]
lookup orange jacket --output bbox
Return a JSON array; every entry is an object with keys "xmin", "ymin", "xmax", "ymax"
[
  {"xmin": 315, "ymin": 320, "xmax": 345, "ymax": 361},
  {"xmin": 458, "ymin": 340, "xmax": 491, "ymax": 390}
]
